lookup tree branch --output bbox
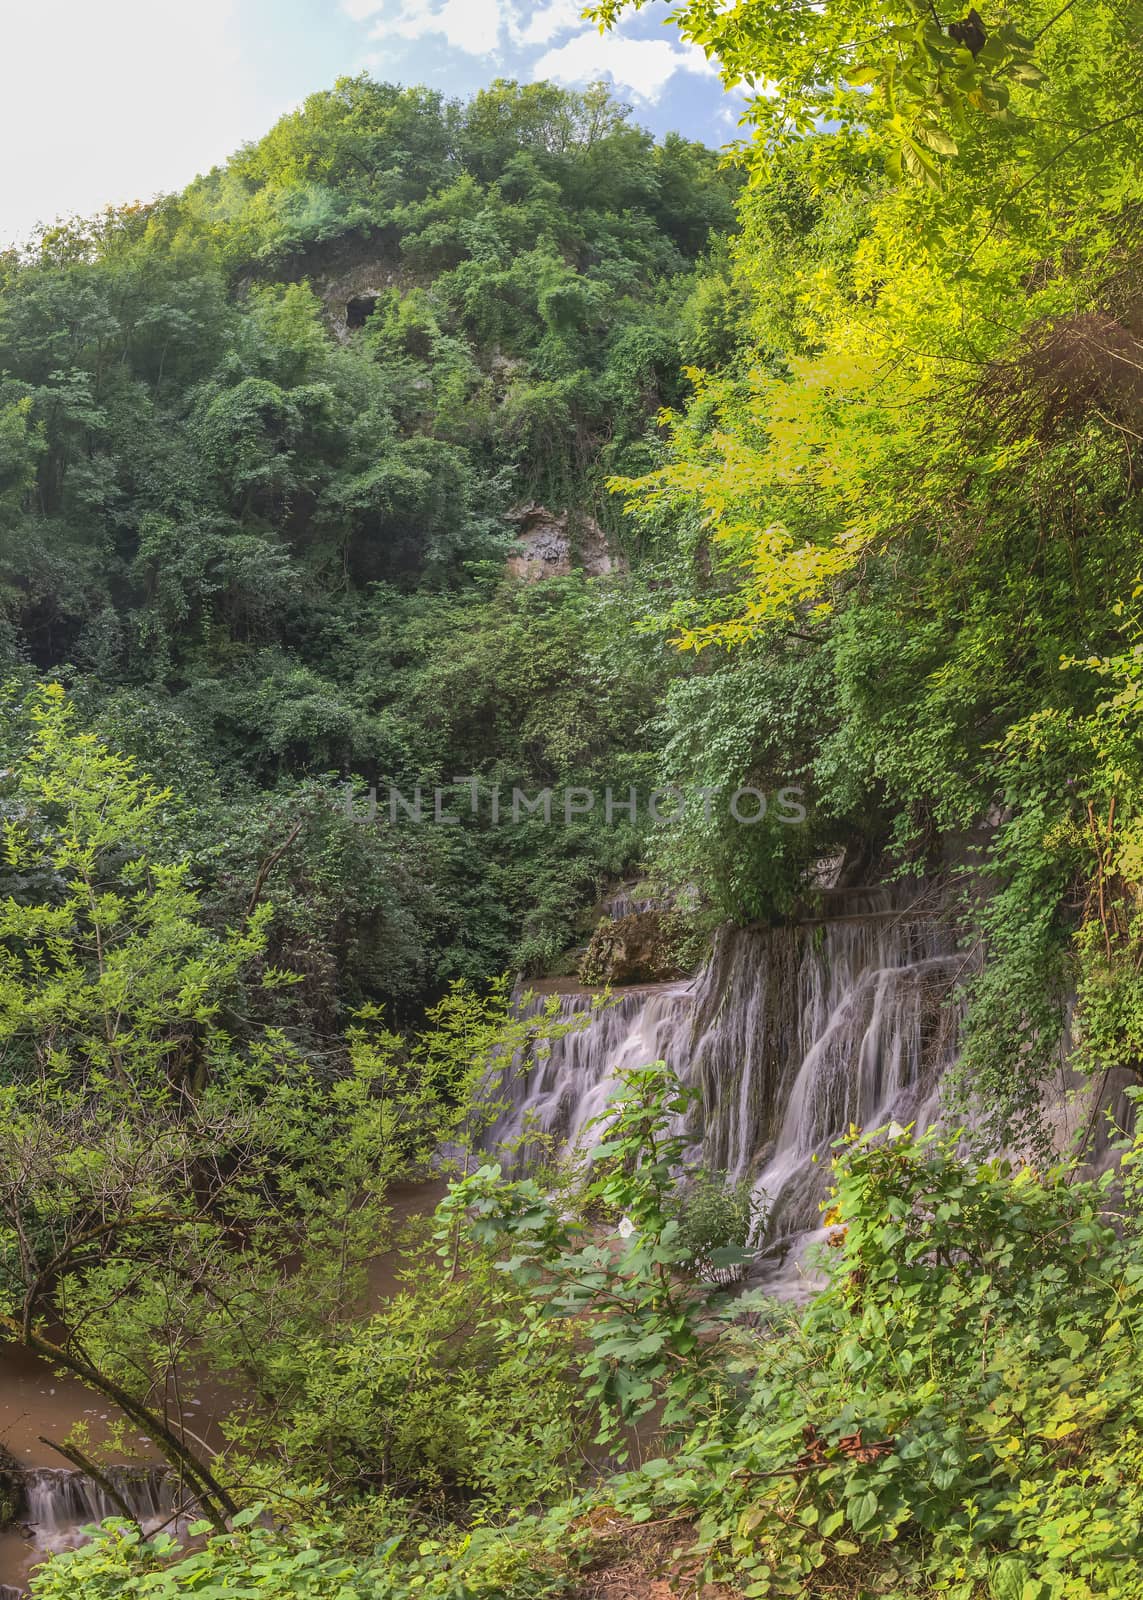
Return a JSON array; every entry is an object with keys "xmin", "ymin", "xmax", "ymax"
[
  {"xmin": 246, "ymin": 820, "xmax": 303, "ymax": 918},
  {"xmin": 39, "ymin": 1435, "xmax": 142, "ymax": 1530}
]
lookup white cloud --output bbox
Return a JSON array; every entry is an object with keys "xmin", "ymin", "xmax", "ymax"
[
  {"xmin": 718, "ymin": 95, "xmax": 754, "ymax": 128},
  {"xmin": 533, "ymin": 29, "xmax": 717, "ymax": 103},
  {"xmin": 507, "ymin": 0, "xmax": 583, "ymax": 47},
  {"xmin": 359, "ymin": 0, "xmax": 581, "ymax": 52},
  {"xmin": 352, "ymin": 0, "xmax": 723, "ymax": 103},
  {"xmin": 0, "ymin": 0, "xmax": 253, "ymax": 248},
  {"xmin": 374, "ymin": 0, "xmax": 505, "ymax": 56}
]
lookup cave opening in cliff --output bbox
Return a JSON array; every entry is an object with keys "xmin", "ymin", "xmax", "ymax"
[{"xmin": 346, "ymin": 295, "xmax": 378, "ymax": 329}]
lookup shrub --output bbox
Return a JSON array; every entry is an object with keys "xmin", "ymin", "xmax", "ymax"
[
  {"xmin": 667, "ymin": 1168, "xmax": 767, "ymax": 1283},
  {"xmin": 607, "ymin": 1121, "xmax": 1143, "ymax": 1598}
]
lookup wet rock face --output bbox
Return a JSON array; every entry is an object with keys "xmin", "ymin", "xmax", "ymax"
[
  {"xmin": 579, "ymin": 911, "xmax": 686, "ymax": 987},
  {"xmin": 505, "ymin": 502, "xmax": 626, "ymax": 582}
]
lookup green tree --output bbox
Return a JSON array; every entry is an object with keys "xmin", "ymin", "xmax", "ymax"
[{"xmin": 0, "ymin": 686, "xmax": 536, "ymax": 1527}]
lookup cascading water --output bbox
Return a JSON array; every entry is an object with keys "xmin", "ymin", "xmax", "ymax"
[
  {"xmin": 694, "ymin": 892, "xmax": 965, "ymax": 1245},
  {"xmin": 481, "ymin": 983, "xmax": 695, "ymax": 1173},
  {"xmin": 599, "ymin": 888, "xmax": 660, "ymax": 921},
  {"xmin": 20, "ymin": 1466, "xmax": 184, "ymax": 1555},
  {"xmin": 480, "ymin": 885, "xmax": 967, "ymax": 1278}
]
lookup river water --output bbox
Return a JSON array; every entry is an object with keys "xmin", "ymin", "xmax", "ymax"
[{"xmin": 0, "ymin": 1180, "xmax": 446, "ymax": 1591}]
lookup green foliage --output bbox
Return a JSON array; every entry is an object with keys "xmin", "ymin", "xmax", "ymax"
[
  {"xmin": 666, "ymin": 1168, "xmax": 767, "ymax": 1282},
  {"xmin": 257, "ymin": 1251, "xmax": 582, "ymax": 1515},
  {"xmin": 35, "ymin": 1068, "xmax": 1143, "ymax": 1600},
  {"xmin": 440, "ymin": 1063, "xmax": 739, "ymax": 1453},
  {"xmin": 592, "ymin": 0, "xmax": 1130, "ymax": 192},
  {"xmin": 25, "ymin": 1510, "xmax": 580, "ymax": 1600},
  {"xmin": 0, "ymin": 681, "xmax": 278, "ymax": 1087},
  {"xmin": 9, "ymin": 28, "xmax": 1143, "ymax": 1600},
  {"xmin": 591, "ymin": 0, "xmax": 1143, "ymax": 1135},
  {"xmin": 0, "ymin": 76, "xmax": 736, "ymax": 1012},
  {"xmin": 604, "ymin": 1124, "xmax": 1143, "ymax": 1597},
  {"xmin": 0, "ymin": 689, "xmax": 575, "ymax": 1536}
]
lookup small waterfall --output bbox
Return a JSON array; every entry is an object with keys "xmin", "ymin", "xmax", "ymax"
[
  {"xmin": 20, "ymin": 1466, "xmax": 183, "ymax": 1554},
  {"xmin": 600, "ymin": 887, "xmax": 660, "ymax": 921},
  {"xmin": 482, "ymin": 984, "xmax": 694, "ymax": 1172},
  {"xmin": 481, "ymin": 885, "xmax": 966, "ymax": 1272}
]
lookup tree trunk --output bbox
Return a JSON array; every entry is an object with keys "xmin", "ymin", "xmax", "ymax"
[{"xmin": 0, "ymin": 1318, "xmax": 236, "ymax": 1532}]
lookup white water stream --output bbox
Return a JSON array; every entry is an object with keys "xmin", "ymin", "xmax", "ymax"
[
  {"xmin": 481, "ymin": 886, "xmax": 974, "ymax": 1282},
  {"xmin": 20, "ymin": 1467, "xmax": 184, "ymax": 1551}
]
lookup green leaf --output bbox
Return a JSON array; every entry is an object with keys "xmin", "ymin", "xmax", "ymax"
[
  {"xmin": 913, "ymin": 122, "xmax": 959, "ymax": 155},
  {"xmin": 990, "ymin": 1557, "xmax": 1030, "ymax": 1600},
  {"xmin": 847, "ymin": 1489, "xmax": 879, "ymax": 1533}
]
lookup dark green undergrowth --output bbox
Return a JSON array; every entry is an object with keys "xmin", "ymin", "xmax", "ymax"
[{"xmin": 29, "ymin": 1073, "xmax": 1143, "ymax": 1600}]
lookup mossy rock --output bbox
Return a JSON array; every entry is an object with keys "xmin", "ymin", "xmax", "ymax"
[{"xmin": 578, "ymin": 911, "xmax": 688, "ymax": 987}]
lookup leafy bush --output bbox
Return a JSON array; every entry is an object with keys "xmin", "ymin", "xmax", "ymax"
[
  {"xmin": 667, "ymin": 1168, "xmax": 767, "ymax": 1283},
  {"xmin": 26, "ymin": 1510, "xmax": 581, "ymax": 1600},
  {"xmin": 246, "ymin": 1252, "xmax": 584, "ymax": 1515},
  {"xmin": 440, "ymin": 1064, "xmax": 735, "ymax": 1452},
  {"xmin": 607, "ymin": 1122, "xmax": 1143, "ymax": 1598}
]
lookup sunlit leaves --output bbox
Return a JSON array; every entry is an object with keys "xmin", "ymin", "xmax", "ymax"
[{"xmin": 591, "ymin": 0, "xmax": 1049, "ymax": 183}]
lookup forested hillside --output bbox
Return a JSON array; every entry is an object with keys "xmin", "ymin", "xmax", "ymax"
[
  {"xmin": 0, "ymin": 78, "xmax": 737, "ymax": 1027},
  {"xmin": 3, "ymin": 0, "xmax": 1143, "ymax": 1594}
]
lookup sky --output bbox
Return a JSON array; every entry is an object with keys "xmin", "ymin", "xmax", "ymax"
[{"xmin": 0, "ymin": 0, "xmax": 747, "ymax": 249}]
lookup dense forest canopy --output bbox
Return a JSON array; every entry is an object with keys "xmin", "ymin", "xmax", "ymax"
[
  {"xmin": 0, "ymin": 78, "xmax": 739, "ymax": 1026},
  {"xmin": 2, "ymin": 0, "xmax": 1143, "ymax": 1592}
]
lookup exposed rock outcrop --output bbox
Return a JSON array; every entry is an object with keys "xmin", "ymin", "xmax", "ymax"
[
  {"xmin": 246, "ymin": 231, "xmax": 410, "ymax": 341},
  {"xmin": 505, "ymin": 503, "xmax": 626, "ymax": 582},
  {"xmin": 578, "ymin": 911, "xmax": 686, "ymax": 987}
]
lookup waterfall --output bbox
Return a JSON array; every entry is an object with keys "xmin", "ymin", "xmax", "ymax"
[
  {"xmin": 600, "ymin": 887, "xmax": 660, "ymax": 921},
  {"xmin": 481, "ymin": 885, "xmax": 966, "ymax": 1271},
  {"xmin": 691, "ymin": 893, "xmax": 963, "ymax": 1242},
  {"xmin": 19, "ymin": 1466, "xmax": 184, "ymax": 1554},
  {"xmin": 482, "ymin": 984, "xmax": 695, "ymax": 1173}
]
